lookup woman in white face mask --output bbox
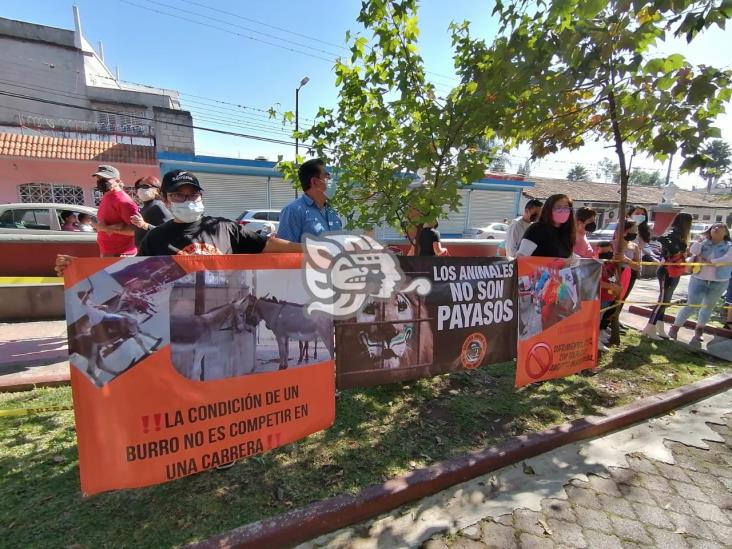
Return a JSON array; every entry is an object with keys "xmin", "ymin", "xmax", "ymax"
[{"xmin": 130, "ymin": 176, "xmax": 174, "ymax": 247}]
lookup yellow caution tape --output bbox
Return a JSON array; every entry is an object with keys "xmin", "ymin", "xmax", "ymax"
[
  {"xmin": 0, "ymin": 277, "xmax": 63, "ymax": 285},
  {"xmin": 0, "ymin": 405, "xmax": 73, "ymax": 417}
]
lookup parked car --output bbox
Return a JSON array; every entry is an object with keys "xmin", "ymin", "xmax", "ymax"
[
  {"xmin": 464, "ymin": 222, "xmax": 509, "ymax": 239},
  {"xmin": 0, "ymin": 202, "xmax": 98, "ymax": 234},
  {"xmin": 236, "ymin": 209, "xmax": 280, "ymax": 234},
  {"xmin": 0, "ymin": 203, "xmax": 99, "ymax": 276}
]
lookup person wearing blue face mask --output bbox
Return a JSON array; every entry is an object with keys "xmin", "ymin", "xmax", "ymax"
[
  {"xmin": 136, "ymin": 170, "xmax": 302, "ymax": 256},
  {"xmin": 277, "ymin": 158, "xmax": 343, "ymax": 243}
]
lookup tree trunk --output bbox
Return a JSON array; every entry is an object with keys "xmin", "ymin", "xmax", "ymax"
[{"xmin": 607, "ymin": 90, "xmax": 628, "ymax": 347}]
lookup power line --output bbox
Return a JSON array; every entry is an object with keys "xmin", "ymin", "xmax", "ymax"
[{"xmin": 0, "ymin": 89, "xmax": 326, "ymax": 149}]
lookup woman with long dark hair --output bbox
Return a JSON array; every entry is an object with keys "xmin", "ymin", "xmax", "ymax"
[
  {"xmin": 627, "ymin": 205, "xmax": 652, "ymax": 259},
  {"xmin": 129, "ymin": 176, "xmax": 173, "ymax": 248},
  {"xmin": 573, "ymin": 207, "xmax": 597, "ymax": 258},
  {"xmin": 669, "ymin": 223, "xmax": 732, "ymax": 345},
  {"xmin": 516, "ymin": 194, "xmax": 576, "ymax": 258},
  {"xmin": 643, "ymin": 213, "xmax": 693, "ymax": 340}
]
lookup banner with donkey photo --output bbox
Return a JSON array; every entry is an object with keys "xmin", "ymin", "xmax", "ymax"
[
  {"xmin": 515, "ymin": 257, "xmax": 601, "ymax": 387},
  {"xmin": 63, "ymin": 254, "xmax": 334, "ymax": 495},
  {"xmin": 335, "ymin": 256, "xmax": 518, "ymax": 389}
]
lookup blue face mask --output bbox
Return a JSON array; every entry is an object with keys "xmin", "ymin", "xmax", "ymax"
[{"xmin": 324, "ymin": 178, "xmax": 338, "ymax": 200}]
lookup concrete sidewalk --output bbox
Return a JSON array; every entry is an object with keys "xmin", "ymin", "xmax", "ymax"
[
  {"xmin": 304, "ymin": 390, "xmax": 732, "ymax": 549},
  {"xmin": 0, "ymin": 320, "xmax": 69, "ymax": 390}
]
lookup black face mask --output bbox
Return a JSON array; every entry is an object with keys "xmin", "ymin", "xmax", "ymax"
[
  {"xmin": 598, "ymin": 252, "xmax": 613, "ymax": 260},
  {"xmin": 585, "ymin": 222, "xmax": 597, "ymax": 233},
  {"xmin": 96, "ymin": 179, "xmax": 110, "ymax": 193},
  {"xmin": 624, "ymin": 233, "xmax": 637, "ymax": 242},
  {"xmin": 529, "ymin": 214, "xmax": 539, "ymax": 222}
]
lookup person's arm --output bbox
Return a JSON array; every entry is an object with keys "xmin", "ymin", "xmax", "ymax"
[
  {"xmin": 433, "ymin": 241, "xmax": 448, "ymax": 256},
  {"xmin": 504, "ymin": 222, "xmax": 520, "ymax": 256},
  {"xmin": 263, "ymin": 236, "xmax": 303, "ymax": 253},
  {"xmin": 710, "ymin": 245, "xmax": 732, "ymax": 264},
  {"xmin": 54, "ymin": 254, "xmax": 76, "ymax": 276},
  {"xmin": 515, "ymin": 238, "xmax": 538, "ymax": 257},
  {"xmin": 275, "ymin": 205, "xmax": 301, "ymax": 243}
]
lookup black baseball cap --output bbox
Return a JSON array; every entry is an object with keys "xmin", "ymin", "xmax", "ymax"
[{"xmin": 161, "ymin": 170, "xmax": 204, "ymax": 194}]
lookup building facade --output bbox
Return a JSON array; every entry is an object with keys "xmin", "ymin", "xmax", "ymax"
[{"xmin": 0, "ymin": 10, "xmax": 193, "ymax": 206}]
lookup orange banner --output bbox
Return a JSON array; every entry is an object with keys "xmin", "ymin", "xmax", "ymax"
[
  {"xmin": 64, "ymin": 255, "xmax": 334, "ymax": 495},
  {"xmin": 515, "ymin": 257, "xmax": 601, "ymax": 387}
]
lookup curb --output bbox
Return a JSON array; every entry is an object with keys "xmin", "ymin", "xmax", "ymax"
[
  {"xmin": 0, "ymin": 371, "xmax": 70, "ymax": 393},
  {"xmin": 187, "ymin": 372, "xmax": 732, "ymax": 549},
  {"xmin": 628, "ymin": 305, "xmax": 732, "ymax": 338}
]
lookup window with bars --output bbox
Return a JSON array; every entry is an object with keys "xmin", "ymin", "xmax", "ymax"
[
  {"xmin": 93, "ymin": 187, "xmax": 141, "ymax": 206},
  {"xmin": 18, "ymin": 183, "xmax": 85, "ymax": 205},
  {"xmin": 96, "ymin": 111, "xmax": 147, "ymax": 135}
]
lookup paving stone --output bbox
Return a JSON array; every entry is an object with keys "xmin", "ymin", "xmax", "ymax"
[
  {"xmin": 513, "ymin": 509, "xmax": 546, "ymax": 537},
  {"xmin": 619, "ymin": 542, "xmax": 645, "ymax": 549},
  {"xmin": 646, "ymin": 526, "xmax": 690, "ymax": 549},
  {"xmin": 480, "ymin": 520, "xmax": 517, "ymax": 549},
  {"xmin": 518, "ymin": 533, "xmax": 555, "ymax": 549},
  {"xmin": 637, "ymin": 471, "xmax": 675, "ymax": 494},
  {"xmin": 573, "ymin": 505, "xmax": 614, "ymax": 533},
  {"xmin": 609, "ymin": 515, "xmax": 652, "ymax": 545},
  {"xmin": 449, "ymin": 538, "xmax": 485, "ymax": 549},
  {"xmin": 608, "ymin": 466, "xmax": 638, "ymax": 486},
  {"xmin": 651, "ymin": 491, "xmax": 696, "ymax": 515},
  {"xmin": 684, "ymin": 469, "xmax": 722, "ymax": 490},
  {"xmin": 705, "ymin": 520, "xmax": 732, "ymax": 545},
  {"xmin": 423, "ymin": 540, "xmax": 450, "ymax": 549},
  {"xmin": 685, "ymin": 538, "xmax": 725, "ymax": 549},
  {"xmin": 616, "ymin": 483, "xmax": 658, "ymax": 505},
  {"xmin": 582, "ymin": 528, "xmax": 624, "ymax": 549},
  {"xmin": 598, "ymin": 494, "xmax": 638, "ymax": 519},
  {"xmin": 687, "ymin": 500, "xmax": 732, "ymax": 525},
  {"xmin": 546, "ymin": 519, "xmax": 586, "ymax": 548},
  {"xmin": 540, "ymin": 499, "xmax": 576, "ymax": 523},
  {"xmin": 459, "ymin": 525, "xmax": 481, "ymax": 541},
  {"xmin": 670, "ymin": 479, "xmax": 713, "ymax": 503},
  {"xmin": 588, "ymin": 474, "xmax": 623, "ymax": 497},
  {"xmin": 565, "ymin": 485, "xmax": 602, "ymax": 510},
  {"xmin": 625, "ymin": 454, "xmax": 660, "ymax": 475},
  {"xmin": 669, "ymin": 446, "xmax": 711, "ymax": 473},
  {"xmin": 494, "ymin": 514, "xmax": 514, "ymax": 527},
  {"xmin": 630, "ymin": 500, "xmax": 675, "ymax": 529},
  {"xmin": 668, "ymin": 512, "xmax": 717, "ymax": 541},
  {"xmin": 654, "ymin": 460, "xmax": 693, "ymax": 483}
]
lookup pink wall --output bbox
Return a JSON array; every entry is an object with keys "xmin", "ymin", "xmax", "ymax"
[{"xmin": 0, "ymin": 157, "xmax": 160, "ymax": 206}]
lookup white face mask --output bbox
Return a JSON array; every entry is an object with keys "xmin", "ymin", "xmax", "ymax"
[
  {"xmin": 137, "ymin": 188, "xmax": 157, "ymax": 202},
  {"xmin": 170, "ymin": 200, "xmax": 204, "ymax": 223},
  {"xmin": 631, "ymin": 214, "xmax": 646, "ymax": 224}
]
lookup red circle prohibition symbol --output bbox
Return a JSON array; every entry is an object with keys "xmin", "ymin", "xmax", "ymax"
[{"xmin": 525, "ymin": 342, "xmax": 553, "ymax": 380}]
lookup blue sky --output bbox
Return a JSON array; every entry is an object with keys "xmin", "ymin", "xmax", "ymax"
[{"xmin": 2, "ymin": 1, "xmax": 730, "ymax": 188}]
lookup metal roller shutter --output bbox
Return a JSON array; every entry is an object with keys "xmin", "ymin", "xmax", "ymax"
[
  {"xmin": 467, "ymin": 190, "xmax": 518, "ymax": 229},
  {"xmin": 195, "ymin": 174, "xmax": 269, "ymax": 220},
  {"xmin": 375, "ymin": 189, "xmax": 471, "ymax": 240},
  {"xmin": 269, "ymin": 177, "xmax": 298, "ymax": 209}
]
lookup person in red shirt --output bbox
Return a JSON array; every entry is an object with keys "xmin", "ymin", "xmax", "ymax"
[{"xmin": 92, "ymin": 165, "xmax": 139, "ymax": 257}]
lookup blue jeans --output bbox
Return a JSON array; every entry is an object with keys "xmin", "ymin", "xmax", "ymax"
[{"xmin": 673, "ymin": 277, "xmax": 728, "ymax": 328}]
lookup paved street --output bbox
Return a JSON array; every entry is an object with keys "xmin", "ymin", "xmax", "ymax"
[{"xmin": 304, "ymin": 390, "xmax": 732, "ymax": 549}]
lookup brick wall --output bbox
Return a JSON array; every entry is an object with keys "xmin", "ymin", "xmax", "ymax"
[{"xmin": 153, "ymin": 107, "xmax": 194, "ymax": 154}]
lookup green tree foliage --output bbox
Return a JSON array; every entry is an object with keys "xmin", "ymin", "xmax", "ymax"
[
  {"xmin": 517, "ymin": 159, "xmax": 532, "ymax": 176},
  {"xmin": 452, "ymin": 0, "xmax": 730, "ymax": 343},
  {"xmin": 278, "ymin": 0, "xmax": 501, "ymax": 251},
  {"xmin": 566, "ymin": 164, "xmax": 591, "ymax": 181},
  {"xmin": 699, "ymin": 139, "xmax": 732, "ymax": 191},
  {"xmin": 629, "ymin": 168, "xmax": 663, "ymax": 186},
  {"xmin": 596, "ymin": 157, "xmax": 621, "ymax": 183}
]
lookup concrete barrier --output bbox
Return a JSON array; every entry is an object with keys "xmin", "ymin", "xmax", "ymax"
[{"xmin": 0, "ymin": 283, "xmax": 64, "ymax": 321}]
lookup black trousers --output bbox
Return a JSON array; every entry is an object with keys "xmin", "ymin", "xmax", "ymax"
[{"xmin": 648, "ymin": 267, "xmax": 680, "ymax": 325}]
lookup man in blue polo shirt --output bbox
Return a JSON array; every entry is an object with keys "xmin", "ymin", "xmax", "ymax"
[{"xmin": 278, "ymin": 158, "xmax": 343, "ymax": 242}]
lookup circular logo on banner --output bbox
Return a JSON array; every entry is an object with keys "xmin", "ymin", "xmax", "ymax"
[
  {"xmin": 461, "ymin": 333, "xmax": 487, "ymax": 369},
  {"xmin": 525, "ymin": 342, "xmax": 553, "ymax": 379}
]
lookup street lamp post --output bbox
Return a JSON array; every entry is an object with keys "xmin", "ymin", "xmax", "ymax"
[{"xmin": 295, "ymin": 76, "xmax": 310, "ymax": 160}]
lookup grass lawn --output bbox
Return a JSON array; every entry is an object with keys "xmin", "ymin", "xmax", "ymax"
[{"xmin": 0, "ymin": 332, "xmax": 728, "ymax": 548}]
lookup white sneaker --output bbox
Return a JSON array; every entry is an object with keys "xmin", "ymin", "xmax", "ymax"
[
  {"xmin": 642, "ymin": 325, "xmax": 662, "ymax": 341},
  {"xmin": 598, "ymin": 340, "xmax": 609, "ymax": 352},
  {"xmin": 656, "ymin": 322, "xmax": 670, "ymax": 340}
]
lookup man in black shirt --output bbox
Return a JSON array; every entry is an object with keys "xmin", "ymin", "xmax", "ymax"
[
  {"xmin": 418, "ymin": 221, "xmax": 448, "ymax": 256},
  {"xmin": 137, "ymin": 170, "xmax": 301, "ymax": 256}
]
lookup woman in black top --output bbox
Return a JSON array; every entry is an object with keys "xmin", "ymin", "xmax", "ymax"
[
  {"xmin": 418, "ymin": 221, "xmax": 448, "ymax": 256},
  {"xmin": 130, "ymin": 176, "xmax": 173, "ymax": 247},
  {"xmin": 643, "ymin": 212, "xmax": 692, "ymax": 340},
  {"xmin": 516, "ymin": 194, "xmax": 575, "ymax": 258}
]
